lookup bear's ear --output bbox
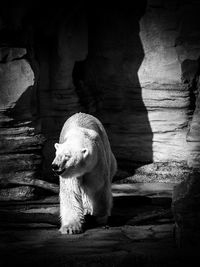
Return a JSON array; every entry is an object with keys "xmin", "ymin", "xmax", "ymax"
[
  {"xmin": 54, "ymin": 143, "xmax": 60, "ymax": 150},
  {"xmin": 81, "ymin": 148, "xmax": 89, "ymax": 159}
]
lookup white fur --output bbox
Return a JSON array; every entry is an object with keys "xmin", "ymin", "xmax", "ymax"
[{"xmin": 52, "ymin": 112, "xmax": 117, "ymax": 234}]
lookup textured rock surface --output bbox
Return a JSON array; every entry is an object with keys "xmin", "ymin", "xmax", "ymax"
[
  {"xmin": 0, "ymin": 183, "xmax": 198, "ymax": 267},
  {"xmin": 0, "ymin": 225, "xmax": 180, "ymax": 267},
  {"xmin": 172, "ymin": 171, "xmax": 200, "ymax": 247},
  {"xmin": 83, "ymin": 1, "xmax": 193, "ymax": 166},
  {"xmin": 0, "ymin": 47, "xmax": 45, "ymax": 199},
  {"xmin": 170, "ymin": 1, "xmax": 200, "ymax": 247},
  {"xmin": 115, "ymin": 162, "xmax": 190, "ymax": 184},
  {"xmin": 174, "ymin": 0, "xmax": 200, "ymax": 169},
  {"xmin": 0, "ymin": 186, "xmax": 36, "ymax": 201},
  {"xmin": 187, "ymin": 80, "xmax": 200, "ymax": 168}
]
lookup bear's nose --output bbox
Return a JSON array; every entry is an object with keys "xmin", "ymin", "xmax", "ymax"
[{"xmin": 52, "ymin": 164, "xmax": 59, "ymax": 171}]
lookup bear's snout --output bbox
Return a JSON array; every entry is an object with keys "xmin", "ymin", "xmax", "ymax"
[
  {"xmin": 52, "ymin": 163, "xmax": 59, "ymax": 171},
  {"xmin": 52, "ymin": 156, "xmax": 66, "ymax": 175}
]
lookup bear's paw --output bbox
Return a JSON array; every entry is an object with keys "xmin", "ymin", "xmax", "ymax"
[{"xmin": 59, "ymin": 221, "xmax": 83, "ymax": 235}]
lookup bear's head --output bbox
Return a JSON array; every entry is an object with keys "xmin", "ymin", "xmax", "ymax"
[{"xmin": 51, "ymin": 139, "xmax": 95, "ymax": 178}]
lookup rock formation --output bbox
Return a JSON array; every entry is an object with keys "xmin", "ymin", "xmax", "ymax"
[{"xmin": 0, "ymin": 47, "xmax": 46, "ymax": 200}]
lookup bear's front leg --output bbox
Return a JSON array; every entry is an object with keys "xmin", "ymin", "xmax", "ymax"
[{"xmin": 59, "ymin": 177, "xmax": 84, "ymax": 234}]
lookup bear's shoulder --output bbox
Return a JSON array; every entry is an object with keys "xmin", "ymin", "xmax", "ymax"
[
  {"xmin": 60, "ymin": 113, "xmax": 104, "ymax": 142},
  {"xmin": 65, "ymin": 127, "xmax": 98, "ymax": 142},
  {"xmin": 67, "ymin": 113, "xmax": 102, "ymax": 129}
]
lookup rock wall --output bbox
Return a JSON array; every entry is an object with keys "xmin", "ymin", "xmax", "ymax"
[
  {"xmin": 85, "ymin": 3, "xmax": 153, "ymax": 167},
  {"xmin": 139, "ymin": 0, "xmax": 200, "ymax": 167},
  {"xmin": 170, "ymin": 1, "xmax": 200, "ymax": 247},
  {"xmin": 0, "ymin": 47, "xmax": 45, "ymax": 199},
  {"xmin": 82, "ymin": 0, "xmax": 200, "ymax": 173},
  {"xmin": 1, "ymin": 1, "xmax": 200, "ymax": 186},
  {"xmin": 187, "ymin": 85, "xmax": 200, "ymax": 168},
  {"xmin": 139, "ymin": 2, "xmax": 189, "ymax": 162},
  {"xmin": 83, "ymin": 1, "xmax": 196, "ymax": 168}
]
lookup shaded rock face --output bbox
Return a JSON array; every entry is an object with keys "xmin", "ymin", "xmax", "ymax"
[
  {"xmin": 123, "ymin": 1, "xmax": 190, "ymax": 163},
  {"xmin": 172, "ymin": 59, "xmax": 200, "ymax": 246},
  {"xmin": 172, "ymin": 171, "xmax": 200, "ymax": 247},
  {"xmin": 0, "ymin": 46, "xmax": 45, "ymax": 199},
  {"xmin": 187, "ymin": 74, "xmax": 200, "ymax": 168},
  {"xmin": 34, "ymin": 6, "xmax": 88, "ymax": 179},
  {"xmin": 84, "ymin": 2, "xmax": 153, "ymax": 166},
  {"xmin": 170, "ymin": 1, "xmax": 200, "ymax": 244},
  {"xmin": 80, "ymin": 0, "xmax": 199, "ymax": 168}
]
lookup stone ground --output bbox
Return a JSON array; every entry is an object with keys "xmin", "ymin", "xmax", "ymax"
[{"xmin": 0, "ymin": 183, "xmax": 199, "ymax": 267}]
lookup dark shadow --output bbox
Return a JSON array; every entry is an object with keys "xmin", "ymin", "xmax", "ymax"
[
  {"xmin": 83, "ymin": 193, "xmax": 172, "ymax": 231},
  {"xmin": 73, "ymin": 2, "xmax": 153, "ymax": 177},
  {"xmin": 5, "ymin": 86, "xmax": 37, "ymax": 123},
  {"xmin": 72, "ymin": 60, "xmax": 99, "ymax": 114},
  {"xmin": 181, "ymin": 58, "xmax": 200, "ymax": 117},
  {"xmin": 110, "ymin": 194, "xmax": 172, "ymax": 227}
]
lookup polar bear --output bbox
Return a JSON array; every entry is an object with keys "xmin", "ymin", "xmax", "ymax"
[{"xmin": 52, "ymin": 112, "xmax": 117, "ymax": 234}]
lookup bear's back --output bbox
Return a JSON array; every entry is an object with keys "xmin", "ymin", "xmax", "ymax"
[{"xmin": 59, "ymin": 113, "xmax": 106, "ymax": 144}]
